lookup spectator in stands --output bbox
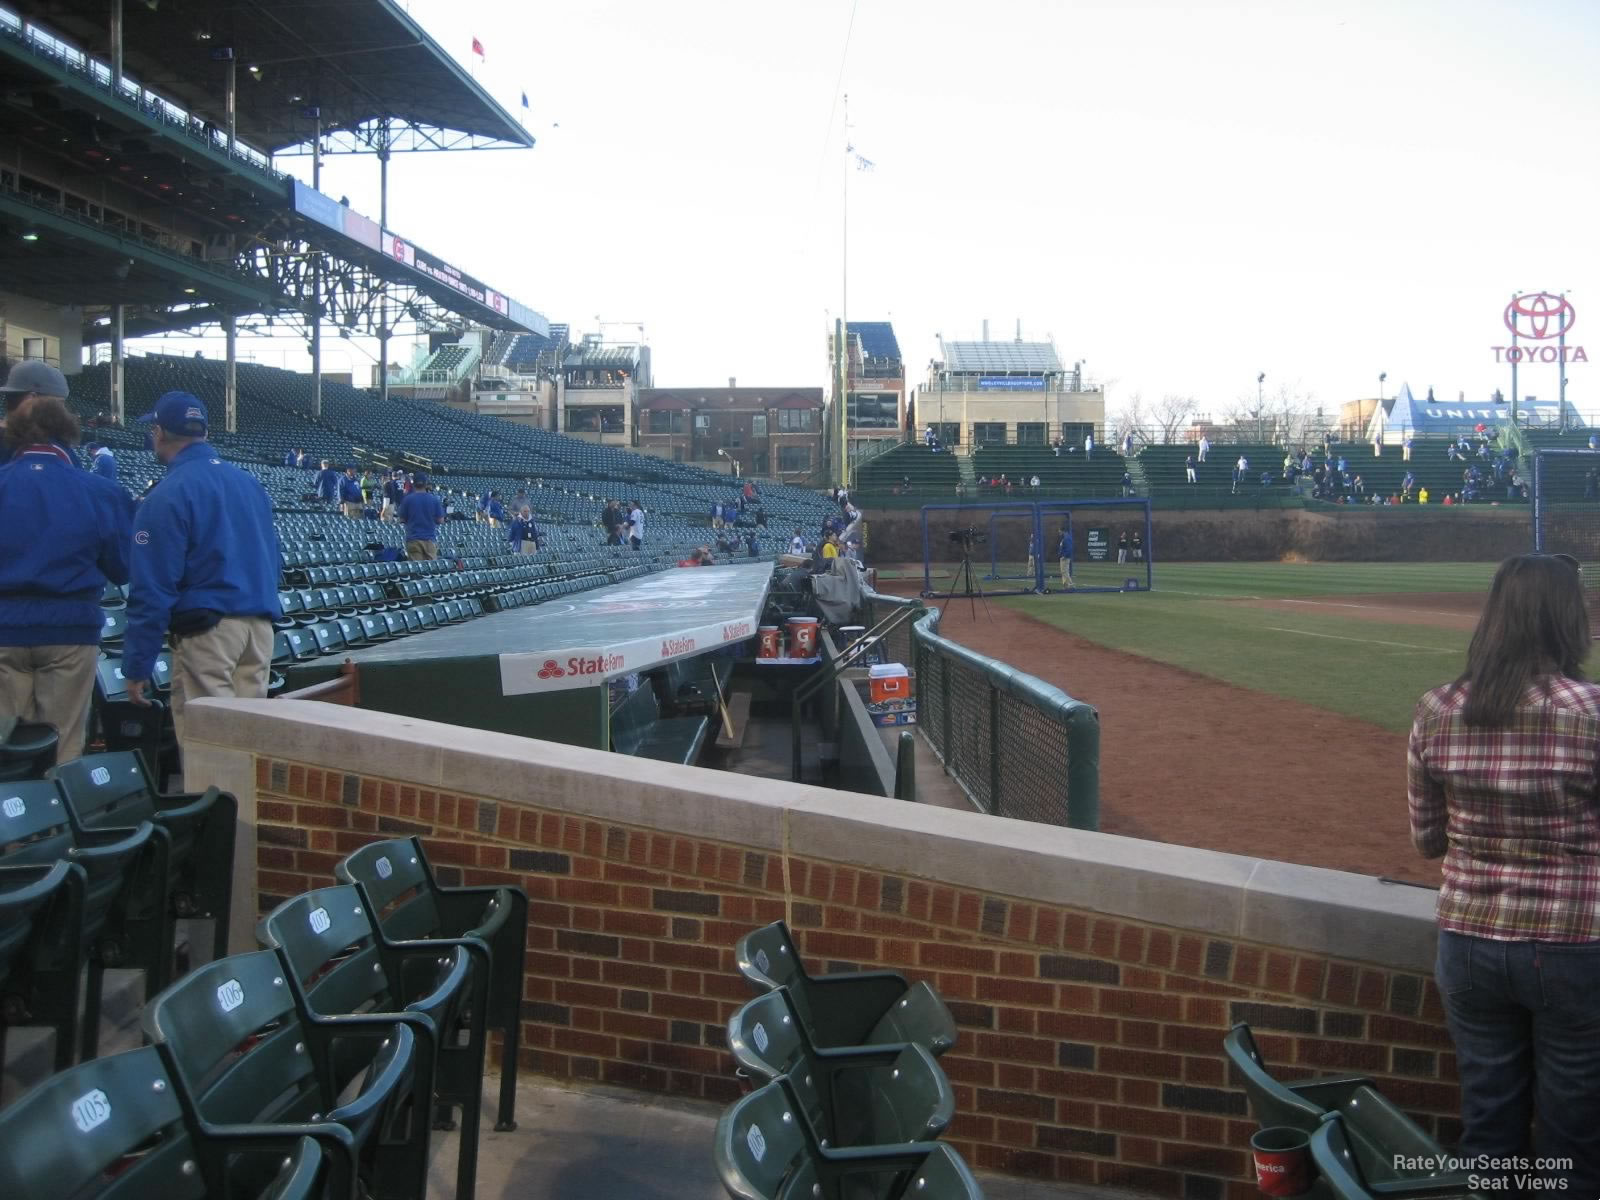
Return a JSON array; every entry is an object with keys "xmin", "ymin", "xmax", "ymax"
[
  {"xmin": 820, "ymin": 531, "xmax": 840, "ymax": 565},
  {"xmin": 789, "ymin": 528, "xmax": 806, "ymax": 556},
  {"xmin": 1259, "ymin": 470, "xmax": 1272, "ymax": 487},
  {"xmin": 339, "ymin": 467, "xmax": 363, "ymax": 519},
  {"xmin": 1589, "ymin": 434, "xmax": 1599, "ymax": 452},
  {"xmin": 381, "ymin": 469, "xmax": 405, "ymax": 521},
  {"xmin": 1353, "ymin": 473, "xmax": 1366, "ymax": 497},
  {"xmin": 359, "ymin": 469, "xmax": 376, "ymax": 505},
  {"xmin": 1121, "ymin": 470, "xmax": 1135, "ymax": 496},
  {"xmin": 0, "ymin": 396, "xmax": 133, "ymax": 763},
  {"xmin": 1030, "ymin": 474, "xmax": 1041, "ymax": 491},
  {"xmin": 314, "ymin": 459, "xmax": 340, "ymax": 509},
  {"xmin": 283, "ymin": 448, "xmax": 296, "ymax": 467},
  {"xmin": 1585, "ymin": 468, "xmax": 1598, "ymax": 501},
  {"xmin": 1058, "ymin": 524, "xmax": 1074, "ymax": 590},
  {"xmin": 1419, "ymin": 486, "xmax": 1430, "ymax": 504},
  {"xmin": 0, "ymin": 361, "xmax": 71, "ymax": 466},
  {"xmin": 295, "ymin": 448, "xmax": 307, "ymax": 469},
  {"xmin": 709, "ymin": 501, "xmax": 723, "ymax": 530},
  {"xmin": 1402, "ymin": 469, "xmax": 1417, "ymax": 500},
  {"xmin": 506, "ymin": 507, "xmax": 540, "ymax": 555},
  {"xmin": 1408, "ymin": 553, "xmax": 1600, "ymax": 1198},
  {"xmin": 123, "ymin": 392, "xmax": 280, "ymax": 750},
  {"xmin": 627, "ymin": 501, "xmax": 644, "ymax": 550},
  {"xmin": 1232, "ymin": 454, "xmax": 1249, "ymax": 494},
  {"xmin": 485, "ymin": 492, "xmax": 506, "ymax": 529},
  {"xmin": 1084, "ymin": 430, "xmax": 1094, "ymax": 460},
  {"xmin": 1282, "ymin": 451, "xmax": 1294, "ymax": 480},
  {"xmin": 1122, "ymin": 430, "xmax": 1134, "ymax": 458},
  {"xmin": 1336, "ymin": 455, "xmax": 1348, "ymax": 475},
  {"xmin": 746, "ymin": 529, "xmax": 761, "ymax": 557},
  {"xmin": 1198, "ymin": 434, "xmax": 1211, "ymax": 463},
  {"xmin": 397, "ymin": 472, "xmax": 446, "ymax": 561},
  {"xmin": 1403, "ymin": 434, "xmax": 1413, "ymax": 462},
  {"xmin": 85, "ymin": 441, "xmax": 118, "ymax": 483},
  {"xmin": 1185, "ymin": 453, "xmax": 1197, "ymax": 484}
]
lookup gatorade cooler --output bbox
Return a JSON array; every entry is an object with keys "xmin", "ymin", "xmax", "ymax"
[
  {"xmin": 757, "ymin": 627, "xmax": 781, "ymax": 658},
  {"xmin": 786, "ymin": 616, "xmax": 819, "ymax": 658},
  {"xmin": 869, "ymin": 663, "xmax": 910, "ymax": 703}
]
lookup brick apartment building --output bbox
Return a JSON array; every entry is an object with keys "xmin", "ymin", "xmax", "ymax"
[{"xmin": 637, "ymin": 386, "xmax": 826, "ymax": 480}]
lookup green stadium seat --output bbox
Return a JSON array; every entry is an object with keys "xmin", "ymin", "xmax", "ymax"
[
  {"xmin": 1224, "ymin": 1024, "xmax": 1469, "ymax": 1195},
  {"xmin": 714, "ymin": 1077, "xmax": 981, "ymax": 1200},
  {"xmin": 336, "ymin": 834, "xmax": 527, "ymax": 1133},
  {"xmin": 0, "ymin": 780, "xmax": 156, "ymax": 1063},
  {"xmin": 257, "ymin": 884, "xmax": 485, "ymax": 1200},
  {"xmin": 143, "ymin": 948, "xmax": 422, "ymax": 1200},
  {"xmin": 51, "ymin": 750, "xmax": 237, "ymax": 994},
  {"xmin": 0, "ymin": 719, "xmax": 58, "ymax": 781},
  {"xmin": 735, "ymin": 921, "xmax": 957, "ymax": 1056},
  {"xmin": 726, "ymin": 988, "xmax": 954, "ymax": 1147},
  {"xmin": 0, "ymin": 860, "xmax": 82, "ymax": 1072},
  {"xmin": 0, "ymin": 1045, "xmax": 352, "ymax": 1200}
]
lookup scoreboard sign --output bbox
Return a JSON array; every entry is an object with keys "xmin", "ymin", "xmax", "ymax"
[{"xmin": 1085, "ymin": 528, "xmax": 1110, "ymax": 562}]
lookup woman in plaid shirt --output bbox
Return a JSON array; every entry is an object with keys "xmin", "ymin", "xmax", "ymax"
[{"xmin": 1408, "ymin": 553, "xmax": 1599, "ymax": 1196}]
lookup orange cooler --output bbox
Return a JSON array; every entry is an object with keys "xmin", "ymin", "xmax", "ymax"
[{"xmin": 869, "ymin": 663, "xmax": 910, "ymax": 703}]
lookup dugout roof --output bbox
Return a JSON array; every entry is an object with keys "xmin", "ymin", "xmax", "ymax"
[
  {"xmin": 336, "ymin": 562, "xmax": 775, "ymax": 696},
  {"xmin": 13, "ymin": 0, "xmax": 533, "ymax": 152}
]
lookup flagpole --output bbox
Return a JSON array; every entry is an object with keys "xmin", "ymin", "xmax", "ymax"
[{"xmin": 840, "ymin": 92, "xmax": 849, "ymax": 487}]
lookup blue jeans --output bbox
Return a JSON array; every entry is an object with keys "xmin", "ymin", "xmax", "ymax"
[{"xmin": 1436, "ymin": 931, "xmax": 1600, "ymax": 1196}]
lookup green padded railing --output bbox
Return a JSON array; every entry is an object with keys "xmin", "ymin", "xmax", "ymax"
[{"xmin": 863, "ymin": 590, "xmax": 1100, "ymax": 829}]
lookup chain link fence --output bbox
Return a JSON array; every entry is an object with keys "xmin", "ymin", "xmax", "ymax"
[{"xmin": 863, "ymin": 589, "xmax": 1099, "ymax": 828}]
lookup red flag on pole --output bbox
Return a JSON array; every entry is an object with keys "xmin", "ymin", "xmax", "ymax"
[{"xmin": 471, "ymin": 37, "xmax": 485, "ymax": 57}]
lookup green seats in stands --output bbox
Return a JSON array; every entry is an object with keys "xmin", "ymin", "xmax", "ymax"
[
  {"xmin": 143, "ymin": 948, "xmax": 422, "ymax": 1200},
  {"xmin": 727, "ymin": 987, "xmax": 954, "ymax": 1148},
  {"xmin": 736, "ymin": 920, "xmax": 957, "ymax": 1055},
  {"xmin": 336, "ymin": 834, "xmax": 527, "ymax": 1133},
  {"xmin": 714, "ymin": 1077, "xmax": 982, "ymax": 1200},
  {"xmin": 51, "ymin": 750, "xmax": 237, "ymax": 994},
  {"xmin": 0, "ymin": 860, "xmax": 81, "ymax": 1071},
  {"xmin": 257, "ymin": 884, "xmax": 485, "ymax": 1200}
]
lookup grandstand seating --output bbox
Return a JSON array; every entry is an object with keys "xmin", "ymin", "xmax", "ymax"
[{"xmin": 853, "ymin": 442, "xmax": 960, "ymax": 495}]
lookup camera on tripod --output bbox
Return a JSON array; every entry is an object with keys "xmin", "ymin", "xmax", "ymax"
[{"xmin": 948, "ymin": 526, "xmax": 987, "ymax": 548}]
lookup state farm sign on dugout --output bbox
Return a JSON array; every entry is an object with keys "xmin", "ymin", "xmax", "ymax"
[{"xmin": 495, "ymin": 564, "xmax": 767, "ymax": 696}]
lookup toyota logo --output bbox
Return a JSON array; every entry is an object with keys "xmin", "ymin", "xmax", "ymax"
[{"xmin": 1504, "ymin": 292, "xmax": 1575, "ymax": 341}]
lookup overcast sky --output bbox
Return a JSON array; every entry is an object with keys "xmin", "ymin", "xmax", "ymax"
[{"xmin": 137, "ymin": 0, "xmax": 1600, "ymax": 418}]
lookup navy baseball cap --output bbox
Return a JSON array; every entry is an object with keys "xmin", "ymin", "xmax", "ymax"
[
  {"xmin": 0, "ymin": 360, "xmax": 68, "ymax": 403},
  {"xmin": 412, "ymin": 471, "xmax": 430, "ymax": 486},
  {"xmin": 139, "ymin": 391, "xmax": 209, "ymax": 437}
]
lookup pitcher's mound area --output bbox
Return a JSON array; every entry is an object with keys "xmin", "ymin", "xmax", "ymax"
[{"xmin": 885, "ymin": 583, "xmax": 1439, "ymax": 886}]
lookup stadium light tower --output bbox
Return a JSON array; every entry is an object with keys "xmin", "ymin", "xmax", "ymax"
[
  {"xmin": 1378, "ymin": 371, "xmax": 1386, "ymax": 401},
  {"xmin": 1256, "ymin": 372, "xmax": 1265, "ymax": 441}
]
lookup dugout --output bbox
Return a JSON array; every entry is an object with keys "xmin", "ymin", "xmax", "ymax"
[{"xmin": 282, "ymin": 562, "xmax": 779, "ymax": 758}]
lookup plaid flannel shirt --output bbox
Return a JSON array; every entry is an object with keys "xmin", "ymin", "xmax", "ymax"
[{"xmin": 1408, "ymin": 676, "xmax": 1600, "ymax": 943}]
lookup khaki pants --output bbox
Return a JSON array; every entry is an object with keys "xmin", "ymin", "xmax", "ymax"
[
  {"xmin": 170, "ymin": 617, "xmax": 273, "ymax": 749},
  {"xmin": 0, "ymin": 643, "xmax": 98, "ymax": 763},
  {"xmin": 342, "ymin": 502, "xmax": 363, "ymax": 519},
  {"xmin": 1059, "ymin": 557, "xmax": 1074, "ymax": 588},
  {"xmin": 519, "ymin": 541, "xmax": 538, "ymax": 555},
  {"xmin": 406, "ymin": 539, "xmax": 439, "ymax": 561}
]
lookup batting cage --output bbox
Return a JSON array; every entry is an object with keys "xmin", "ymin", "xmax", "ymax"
[
  {"xmin": 1532, "ymin": 448, "xmax": 1600, "ymax": 617},
  {"xmin": 919, "ymin": 499, "xmax": 1154, "ymax": 597}
]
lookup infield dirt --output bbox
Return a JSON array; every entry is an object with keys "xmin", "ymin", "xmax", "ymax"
[{"xmin": 879, "ymin": 579, "xmax": 1442, "ymax": 886}]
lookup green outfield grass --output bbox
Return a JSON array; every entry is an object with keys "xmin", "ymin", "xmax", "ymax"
[{"xmin": 996, "ymin": 562, "xmax": 1495, "ymax": 732}]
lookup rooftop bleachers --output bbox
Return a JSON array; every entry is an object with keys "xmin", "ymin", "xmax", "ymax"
[{"xmin": 971, "ymin": 444, "xmax": 1129, "ymax": 495}]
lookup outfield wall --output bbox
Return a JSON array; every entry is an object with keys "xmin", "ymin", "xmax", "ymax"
[
  {"xmin": 873, "ymin": 506, "xmax": 1529, "ymax": 565},
  {"xmin": 188, "ymin": 699, "xmax": 1457, "ymax": 1200}
]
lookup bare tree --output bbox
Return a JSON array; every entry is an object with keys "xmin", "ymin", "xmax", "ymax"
[
  {"xmin": 1109, "ymin": 391, "xmax": 1146, "ymax": 444},
  {"xmin": 1153, "ymin": 393, "xmax": 1198, "ymax": 444}
]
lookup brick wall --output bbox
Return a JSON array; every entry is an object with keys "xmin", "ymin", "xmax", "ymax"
[{"xmin": 254, "ymin": 754, "xmax": 1457, "ymax": 1200}]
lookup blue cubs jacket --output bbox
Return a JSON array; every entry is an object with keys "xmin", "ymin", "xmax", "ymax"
[
  {"xmin": 0, "ymin": 445, "xmax": 134, "ymax": 646},
  {"xmin": 398, "ymin": 490, "xmax": 445, "ymax": 542},
  {"xmin": 123, "ymin": 442, "xmax": 282, "ymax": 683}
]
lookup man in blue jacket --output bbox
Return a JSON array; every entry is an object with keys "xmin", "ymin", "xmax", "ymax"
[
  {"xmin": 123, "ymin": 393, "xmax": 281, "ymax": 750},
  {"xmin": 86, "ymin": 442, "xmax": 118, "ymax": 482},
  {"xmin": 339, "ymin": 466, "xmax": 364, "ymax": 519},
  {"xmin": 0, "ymin": 396, "xmax": 134, "ymax": 761},
  {"xmin": 313, "ymin": 458, "xmax": 340, "ymax": 509},
  {"xmin": 508, "ymin": 507, "xmax": 541, "ymax": 555},
  {"xmin": 397, "ymin": 471, "xmax": 445, "ymax": 560}
]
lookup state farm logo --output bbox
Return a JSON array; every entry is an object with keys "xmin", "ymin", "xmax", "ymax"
[
  {"xmin": 567, "ymin": 653, "xmax": 624, "ymax": 676},
  {"xmin": 661, "ymin": 636, "xmax": 696, "ymax": 656},
  {"xmin": 722, "ymin": 622, "xmax": 752, "ymax": 640},
  {"xmin": 1494, "ymin": 291, "xmax": 1586, "ymax": 364},
  {"xmin": 537, "ymin": 659, "xmax": 566, "ymax": 679}
]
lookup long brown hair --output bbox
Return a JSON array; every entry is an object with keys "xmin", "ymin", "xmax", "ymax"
[
  {"xmin": 3, "ymin": 395, "xmax": 80, "ymax": 447},
  {"xmin": 1459, "ymin": 554, "xmax": 1591, "ymax": 726}
]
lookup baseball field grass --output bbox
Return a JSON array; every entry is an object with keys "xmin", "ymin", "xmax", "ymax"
[{"xmin": 993, "ymin": 562, "xmax": 1496, "ymax": 733}]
